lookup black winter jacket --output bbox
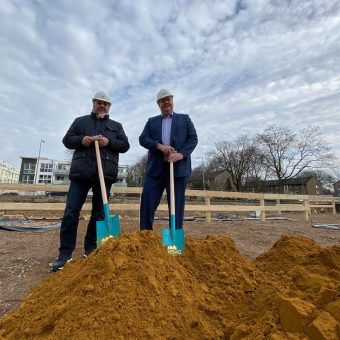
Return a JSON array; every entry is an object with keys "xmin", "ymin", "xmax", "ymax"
[{"xmin": 63, "ymin": 112, "xmax": 130, "ymax": 184}]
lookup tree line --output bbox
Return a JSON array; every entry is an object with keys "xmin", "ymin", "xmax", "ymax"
[{"xmin": 127, "ymin": 124, "xmax": 338, "ymax": 193}]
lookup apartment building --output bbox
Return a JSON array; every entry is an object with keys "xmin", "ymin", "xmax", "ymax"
[
  {"xmin": 19, "ymin": 157, "xmax": 71, "ymax": 184},
  {"xmin": 19, "ymin": 156, "xmax": 127, "ymax": 186},
  {"xmin": 0, "ymin": 160, "xmax": 20, "ymax": 183},
  {"xmin": 115, "ymin": 165, "xmax": 128, "ymax": 187},
  {"xmin": 245, "ymin": 176, "xmax": 324, "ymax": 195}
]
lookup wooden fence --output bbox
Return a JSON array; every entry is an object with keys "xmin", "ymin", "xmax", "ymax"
[{"xmin": 0, "ymin": 184, "xmax": 338, "ymax": 222}]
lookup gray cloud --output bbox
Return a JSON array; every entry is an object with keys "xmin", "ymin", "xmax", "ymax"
[{"xmin": 0, "ymin": 0, "xmax": 339, "ymax": 171}]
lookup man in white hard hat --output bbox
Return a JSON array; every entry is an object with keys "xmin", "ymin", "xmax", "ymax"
[
  {"xmin": 50, "ymin": 91, "xmax": 130, "ymax": 271},
  {"xmin": 139, "ymin": 89, "xmax": 198, "ymax": 232}
]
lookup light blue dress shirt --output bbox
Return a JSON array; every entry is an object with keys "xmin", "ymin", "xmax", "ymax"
[{"xmin": 161, "ymin": 112, "xmax": 173, "ymax": 146}]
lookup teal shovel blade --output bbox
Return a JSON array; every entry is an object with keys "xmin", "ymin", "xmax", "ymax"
[
  {"xmin": 162, "ymin": 214, "xmax": 185, "ymax": 253},
  {"xmin": 96, "ymin": 213, "xmax": 120, "ymax": 247},
  {"xmin": 162, "ymin": 228, "xmax": 185, "ymax": 252}
]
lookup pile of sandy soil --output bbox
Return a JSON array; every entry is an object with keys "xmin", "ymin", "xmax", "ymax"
[{"xmin": 0, "ymin": 232, "xmax": 339, "ymax": 339}]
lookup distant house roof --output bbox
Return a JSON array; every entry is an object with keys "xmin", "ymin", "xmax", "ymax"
[
  {"xmin": 265, "ymin": 176, "xmax": 314, "ymax": 186},
  {"xmin": 333, "ymin": 180, "xmax": 340, "ymax": 187}
]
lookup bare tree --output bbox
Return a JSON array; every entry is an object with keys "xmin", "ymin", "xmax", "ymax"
[
  {"xmin": 244, "ymin": 150, "xmax": 270, "ymax": 192},
  {"xmin": 190, "ymin": 165, "xmax": 205, "ymax": 190},
  {"xmin": 257, "ymin": 125, "xmax": 335, "ymax": 192},
  {"xmin": 64, "ymin": 149, "xmax": 74, "ymax": 162},
  {"xmin": 210, "ymin": 136, "xmax": 258, "ymax": 191},
  {"xmin": 126, "ymin": 154, "xmax": 148, "ymax": 187}
]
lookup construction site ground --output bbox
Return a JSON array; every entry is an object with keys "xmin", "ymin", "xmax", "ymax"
[{"xmin": 0, "ymin": 211, "xmax": 339, "ymax": 318}]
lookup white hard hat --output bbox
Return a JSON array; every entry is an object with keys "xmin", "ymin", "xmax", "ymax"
[
  {"xmin": 156, "ymin": 89, "xmax": 173, "ymax": 102},
  {"xmin": 92, "ymin": 91, "xmax": 111, "ymax": 104}
]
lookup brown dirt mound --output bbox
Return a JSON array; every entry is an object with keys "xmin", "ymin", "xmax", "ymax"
[{"xmin": 0, "ymin": 233, "xmax": 339, "ymax": 339}]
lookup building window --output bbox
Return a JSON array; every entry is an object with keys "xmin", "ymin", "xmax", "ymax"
[
  {"xmin": 22, "ymin": 175, "xmax": 34, "ymax": 184},
  {"xmin": 40, "ymin": 163, "xmax": 53, "ymax": 172},
  {"xmin": 39, "ymin": 175, "xmax": 52, "ymax": 183},
  {"xmin": 24, "ymin": 163, "xmax": 35, "ymax": 170},
  {"xmin": 23, "ymin": 163, "xmax": 36, "ymax": 174},
  {"xmin": 58, "ymin": 164, "xmax": 69, "ymax": 171}
]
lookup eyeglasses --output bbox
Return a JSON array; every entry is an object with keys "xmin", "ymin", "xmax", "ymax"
[{"xmin": 95, "ymin": 100, "xmax": 110, "ymax": 107}]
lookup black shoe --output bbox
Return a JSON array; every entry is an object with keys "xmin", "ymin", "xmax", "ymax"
[
  {"xmin": 83, "ymin": 248, "xmax": 96, "ymax": 258},
  {"xmin": 50, "ymin": 255, "xmax": 72, "ymax": 271}
]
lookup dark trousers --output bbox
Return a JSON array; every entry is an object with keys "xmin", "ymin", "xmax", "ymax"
[
  {"xmin": 59, "ymin": 179, "xmax": 111, "ymax": 256},
  {"xmin": 140, "ymin": 163, "xmax": 188, "ymax": 230}
]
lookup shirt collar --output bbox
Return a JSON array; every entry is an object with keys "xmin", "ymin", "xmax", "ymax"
[{"xmin": 161, "ymin": 111, "xmax": 174, "ymax": 118}]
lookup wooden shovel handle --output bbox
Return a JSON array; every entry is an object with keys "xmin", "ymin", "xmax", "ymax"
[
  {"xmin": 94, "ymin": 140, "xmax": 108, "ymax": 205},
  {"xmin": 170, "ymin": 162, "xmax": 175, "ymax": 215}
]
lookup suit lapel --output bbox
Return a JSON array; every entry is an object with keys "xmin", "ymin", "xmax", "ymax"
[
  {"xmin": 170, "ymin": 112, "xmax": 177, "ymax": 146},
  {"xmin": 155, "ymin": 115, "xmax": 162, "ymax": 141}
]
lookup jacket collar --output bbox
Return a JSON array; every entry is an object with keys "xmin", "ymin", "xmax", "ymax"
[{"xmin": 91, "ymin": 112, "xmax": 109, "ymax": 120}]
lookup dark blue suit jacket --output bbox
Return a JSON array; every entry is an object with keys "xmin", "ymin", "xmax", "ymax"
[{"xmin": 139, "ymin": 112, "xmax": 198, "ymax": 177}]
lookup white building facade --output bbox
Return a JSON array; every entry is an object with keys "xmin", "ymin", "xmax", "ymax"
[
  {"xmin": 19, "ymin": 156, "xmax": 127, "ymax": 186},
  {"xmin": 115, "ymin": 165, "xmax": 128, "ymax": 187},
  {"xmin": 19, "ymin": 157, "xmax": 71, "ymax": 184},
  {"xmin": 0, "ymin": 160, "xmax": 20, "ymax": 183}
]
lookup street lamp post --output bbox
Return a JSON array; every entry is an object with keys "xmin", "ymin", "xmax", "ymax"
[
  {"xmin": 196, "ymin": 156, "xmax": 206, "ymax": 191},
  {"xmin": 34, "ymin": 139, "xmax": 45, "ymax": 184}
]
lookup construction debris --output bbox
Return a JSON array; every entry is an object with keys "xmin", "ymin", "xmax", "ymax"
[
  {"xmin": 312, "ymin": 224, "xmax": 339, "ymax": 230},
  {"xmin": 0, "ymin": 217, "xmax": 61, "ymax": 232}
]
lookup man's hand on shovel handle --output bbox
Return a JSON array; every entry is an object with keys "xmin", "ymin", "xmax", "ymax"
[
  {"xmin": 169, "ymin": 152, "xmax": 184, "ymax": 163},
  {"xmin": 82, "ymin": 136, "xmax": 95, "ymax": 147},
  {"xmin": 82, "ymin": 135, "xmax": 109, "ymax": 147},
  {"xmin": 157, "ymin": 143, "xmax": 175, "ymax": 155},
  {"xmin": 93, "ymin": 135, "xmax": 109, "ymax": 147}
]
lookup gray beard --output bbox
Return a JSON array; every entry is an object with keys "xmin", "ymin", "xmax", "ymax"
[{"xmin": 96, "ymin": 113, "xmax": 109, "ymax": 119}]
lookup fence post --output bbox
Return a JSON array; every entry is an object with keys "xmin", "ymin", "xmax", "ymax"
[
  {"xmin": 276, "ymin": 199, "xmax": 281, "ymax": 215},
  {"xmin": 332, "ymin": 198, "xmax": 336, "ymax": 215},
  {"xmin": 303, "ymin": 198, "xmax": 309, "ymax": 221},
  {"xmin": 205, "ymin": 196, "xmax": 211, "ymax": 223},
  {"xmin": 260, "ymin": 198, "xmax": 266, "ymax": 221}
]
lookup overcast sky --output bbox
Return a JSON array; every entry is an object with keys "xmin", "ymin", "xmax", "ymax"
[{"xmin": 1, "ymin": 0, "xmax": 340, "ymax": 171}]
